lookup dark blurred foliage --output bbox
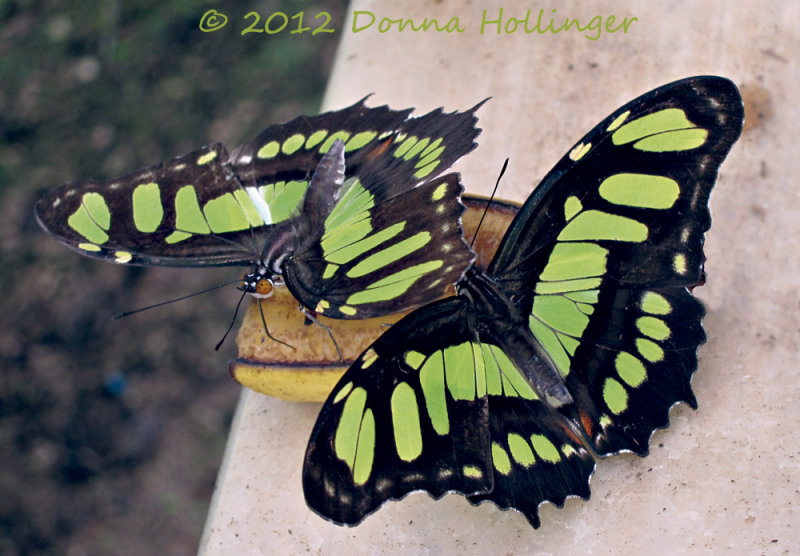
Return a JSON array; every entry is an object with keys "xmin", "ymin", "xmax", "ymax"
[{"xmin": 0, "ymin": 0, "xmax": 344, "ymax": 553}]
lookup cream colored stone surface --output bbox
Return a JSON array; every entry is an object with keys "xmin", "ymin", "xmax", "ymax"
[{"xmin": 201, "ymin": 1, "xmax": 799, "ymax": 553}]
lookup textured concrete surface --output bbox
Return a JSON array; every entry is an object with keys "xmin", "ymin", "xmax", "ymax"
[{"xmin": 201, "ymin": 1, "xmax": 799, "ymax": 553}]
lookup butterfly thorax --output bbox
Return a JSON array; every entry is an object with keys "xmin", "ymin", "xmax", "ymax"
[
  {"xmin": 460, "ymin": 267, "xmax": 574, "ymax": 407},
  {"xmin": 240, "ymin": 219, "xmax": 299, "ymax": 299}
]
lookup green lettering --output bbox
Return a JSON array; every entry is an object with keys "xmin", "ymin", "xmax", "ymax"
[
  {"xmin": 351, "ymin": 10, "xmax": 375, "ymax": 32},
  {"xmin": 583, "ymin": 15, "xmax": 602, "ymax": 40},
  {"xmin": 480, "ymin": 8, "xmax": 502, "ymax": 34}
]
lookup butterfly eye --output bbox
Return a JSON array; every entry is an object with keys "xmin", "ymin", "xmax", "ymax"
[
  {"xmin": 240, "ymin": 273, "xmax": 275, "ymax": 298},
  {"xmin": 254, "ymin": 278, "xmax": 275, "ymax": 298}
]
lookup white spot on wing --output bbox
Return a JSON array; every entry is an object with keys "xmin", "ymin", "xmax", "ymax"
[
  {"xmin": 246, "ymin": 186, "xmax": 272, "ymax": 224},
  {"xmin": 402, "ymin": 473, "xmax": 426, "ymax": 484}
]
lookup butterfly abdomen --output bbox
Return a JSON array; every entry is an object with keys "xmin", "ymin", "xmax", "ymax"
[{"xmin": 460, "ymin": 269, "xmax": 573, "ymax": 407}]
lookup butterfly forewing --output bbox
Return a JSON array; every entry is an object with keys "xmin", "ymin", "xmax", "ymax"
[
  {"xmin": 37, "ymin": 99, "xmax": 483, "ymax": 271},
  {"xmin": 492, "ymin": 76, "xmax": 743, "ymax": 454},
  {"xmin": 489, "ymin": 76, "xmax": 744, "ymax": 290},
  {"xmin": 35, "ymin": 143, "xmax": 260, "ymax": 266}
]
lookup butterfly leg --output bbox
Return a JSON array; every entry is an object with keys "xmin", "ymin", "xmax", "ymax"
[
  {"xmin": 299, "ymin": 305, "xmax": 343, "ymax": 362},
  {"xmin": 256, "ymin": 298, "xmax": 296, "ymax": 351}
]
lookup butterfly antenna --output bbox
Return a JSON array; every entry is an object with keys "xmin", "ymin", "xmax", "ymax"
[
  {"xmin": 114, "ymin": 278, "xmax": 243, "ymax": 319},
  {"xmin": 214, "ymin": 290, "xmax": 296, "ymax": 352},
  {"xmin": 470, "ymin": 158, "xmax": 509, "ymax": 249},
  {"xmin": 215, "ymin": 290, "xmax": 249, "ymax": 351}
]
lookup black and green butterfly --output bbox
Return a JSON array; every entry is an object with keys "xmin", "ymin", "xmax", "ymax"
[
  {"xmin": 303, "ymin": 76, "xmax": 744, "ymax": 527},
  {"xmin": 35, "ymin": 100, "xmax": 484, "ymax": 322}
]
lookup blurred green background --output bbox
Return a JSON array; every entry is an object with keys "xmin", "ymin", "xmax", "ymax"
[{"xmin": 0, "ymin": 1, "xmax": 343, "ymax": 553}]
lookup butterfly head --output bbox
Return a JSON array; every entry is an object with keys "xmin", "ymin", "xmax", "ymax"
[{"xmin": 239, "ymin": 265, "xmax": 285, "ymax": 299}]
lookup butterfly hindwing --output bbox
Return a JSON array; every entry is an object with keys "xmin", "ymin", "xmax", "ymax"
[
  {"xmin": 350, "ymin": 100, "xmax": 488, "ymax": 200},
  {"xmin": 286, "ymin": 171, "xmax": 474, "ymax": 319},
  {"xmin": 304, "ymin": 298, "xmax": 494, "ymax": 525},
  {"xmin": 229, "ymin": 98, "xmax": 413, "ymax": 190},
  {"xmin": 280, "ymin": 102, "xmax": 486, "ymax": 318},
  {"xmin": 231, "ymin": 98, "xmax": 485, "ymax": 223},
  {"xmin": 557, "ymin": 287, "xmax": 705, "ymax": 455},
  {"xmin": 304, "ymin": 290, "xmax": 597, "ymax": 527},
  {"xmin": 467, "ymin": 396, "xmax": 594, "ymax": 528}
]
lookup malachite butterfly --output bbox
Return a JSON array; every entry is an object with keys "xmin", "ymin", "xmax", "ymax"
[
  {"xmin": 303, "ymin": 76, "xmax": 744, "ymax": 527},
  {"xmin": 35, "ymin": 99, "xmax": 485, "ymax": 322}
]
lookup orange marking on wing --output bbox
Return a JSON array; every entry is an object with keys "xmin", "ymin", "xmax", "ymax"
[
  {"xmin": 579, "ymin": 409, "xmax": 594, "ymax": 438},
  {"xmin": 365, "ymin": 137, "xmax": 394, "ymax": 160},
  {"xmin": 561, "ymin": 423, "xmax": 584, "ymax": 445}
]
